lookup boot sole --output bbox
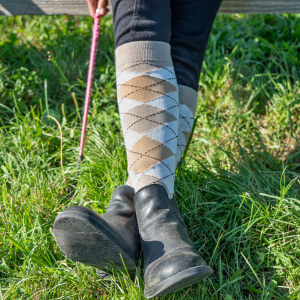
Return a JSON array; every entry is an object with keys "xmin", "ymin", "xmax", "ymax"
[
  {"xmin": 144, "ymin": 265, "xmax": 213, "ymax": 298},
  {"xmin": 53, "ymin": 209, "xmax": 137, "ymax": 272}
]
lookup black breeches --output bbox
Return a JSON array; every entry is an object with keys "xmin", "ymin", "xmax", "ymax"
[{"xmin": 111, "ymin": 0, "xmax": 222, "ymax": 91}]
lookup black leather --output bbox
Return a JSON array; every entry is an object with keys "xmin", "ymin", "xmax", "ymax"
[
  {"xmin": 134, "ymin": 184, "xmax": 210, "ymax": 294},
  {"xmin": 53, "ymin": 185, "xmax": 141, "ymax": 271},
  {"xmin": 101, "ymin": 185, "xmax": 141, "ymax": 259},
  {"xmin": 111, "ymin": 0, "xmax": 222, "ymax": 90}
]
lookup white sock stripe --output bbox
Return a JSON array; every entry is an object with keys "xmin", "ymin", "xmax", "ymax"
[
  {"xmin": 116, "ymin": 75, "xmax": 177, "ymax": 88},
  {"xmin": 116, "ymin": 65, "xmax": 176, "ymax": 82},
  {"xmin": 179, "ymin": 115, "xmax": 194, "ymax": 132},
  {"xmin": 118, "ymin": 99, "xmax": 143, "ymax": 115},
  {"xmin": 116, "ymin": 62, "xmax": 176, "ymax": 83},
  {"xmin": 142, "ymin": 92, "xmax": 179, "ymax": 110},
  {"xmin": 123, "ymin": 130, "xmax": 144, "ymax": 150},
  {"xmin": 117, "ymin": 91, "xmax": 178, "ymax": 108},
  {"xmin": 123, "ymin": 118, "xmax": 178, "ymax": 142},
  {"xmin": 145, "ymin": 120, "xmax": 178, "ymax": 141}
]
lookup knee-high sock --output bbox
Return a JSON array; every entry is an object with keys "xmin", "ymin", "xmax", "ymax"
[
  {"xmin": 176, "ymin": 85, "xmax": 198, "ymax": 165},
  {"xmin": 170, "ymin": 0, "xmax": 222, "ymax": 164},
  {"xmin": 116, "ymin": 41, "xmax": 179, "ymax": 197}
]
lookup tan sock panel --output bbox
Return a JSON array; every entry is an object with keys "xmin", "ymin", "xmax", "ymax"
[
  {"xmin": 176, "ymin": 85, "xmax": 198, "ymax": 165},
  {"xmin": 116, "ymin": 41, "xmax": 179, "ymax": 197}
]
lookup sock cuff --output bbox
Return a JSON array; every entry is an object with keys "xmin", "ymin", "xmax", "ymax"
[
  {"xmin": 115, "ymin": 41, "xmax": 172, "ymax": 69},
  {"xmin": 178, "ymin": 84, "xmax": 198, "ymax": 116}
]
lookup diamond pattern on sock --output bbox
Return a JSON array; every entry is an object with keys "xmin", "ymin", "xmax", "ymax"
[
  {"xmin": 118, "ymin": 98, "xmax": 143, "ymax": 116},
  {"xmin": 118, "ymin": 75, "xmax": 177, "ymax": 103},
  {"xmin": 175, "ymin": 85, "xmax": 198, "ymax": 165},
  {"xmin": 116, "ymin": 42, "xmax": 179, "ymax": 196},
  {"xmin": 145, "ymin": 122, "xmax": 178, "ymax": 151},
  {"xmin": 128, "ymin": 136, "xmax": 174, "ymax": 173},
  {"xmin": 122, "ymin": 105, "xmax": 177, "ymax": 135},
  {"xmin": 116, "ymin": 61, "xmax": 175, "ymax": 82},
  {"xmin": 133, "ymin": 174, "xmax": 168, "ymax": 189}
]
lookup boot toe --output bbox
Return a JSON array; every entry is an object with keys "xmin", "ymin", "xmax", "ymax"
[
  {"xmin": 145, "ymin": 252, "xmax": 207, "ymax": 288},
  {"xmin": 134, "ymin": 184, "xmax": 213, "ymax": 298},
  {"xmin": 144, "ymin": 252, "xmax": 212, "ymax": 298}
]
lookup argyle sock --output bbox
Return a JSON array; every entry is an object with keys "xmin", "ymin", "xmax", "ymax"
[
  {"xmin": 176, "ymin": 85, "xmax": 198, "ymax": 165},
  {"xmin": 116, "ymin": 41, "xmax": 179, "ymax": 198}
]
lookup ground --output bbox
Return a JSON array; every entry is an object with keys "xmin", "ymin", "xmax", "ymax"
[{"xmin": 0, "ymin": 13, "xmax": 300, "ymax": 299}]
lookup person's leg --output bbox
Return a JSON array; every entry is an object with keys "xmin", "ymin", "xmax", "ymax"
[
  {"xmin": 53, "ymin": 0, "xmax": 175, "ymax": 279},
  {"xmin": 112, "ymin": 0, "xmax": 219, "ymax": 298},
  {"xmin": 54, "ymin": 0, "xmax": 175, "ymax": 275},
  {"xmin": 113, "ymin": 0, "xmax": 178, "ymax": 198},
  {"xmin": 54, "ymin": 0, "xmax": 223, "ymax": 294},
  {"xmin": 170, "ymin": 0, "xmax": 222, "ymax": 164}
]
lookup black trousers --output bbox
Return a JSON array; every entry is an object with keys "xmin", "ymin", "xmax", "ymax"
[{"xmin": 111, "ymin": 0, "xmax": 222, "ymax": 91}]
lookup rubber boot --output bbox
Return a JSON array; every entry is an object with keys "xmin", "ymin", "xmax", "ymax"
[
  {"xmin": 134, "ymin": 184, "xmax": 213, "ymax": 298},
  {"xmin": 53, "ymin": 185, "xmax": 141, "ymax": 273}
]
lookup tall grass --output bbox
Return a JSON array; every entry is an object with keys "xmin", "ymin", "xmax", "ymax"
[{"xmin": 1, "ymin": 13, "xmax": 300, "ymax": 299}]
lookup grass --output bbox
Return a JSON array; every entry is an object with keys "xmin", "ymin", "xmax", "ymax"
[{"xmin": 1, "ymin": 13, "xmax": 300, "ymax": 299}]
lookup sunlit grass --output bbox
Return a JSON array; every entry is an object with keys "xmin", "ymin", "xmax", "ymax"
[{"xmin": 1, "ymin": 13, "xmax": 300, "ymax": 299}]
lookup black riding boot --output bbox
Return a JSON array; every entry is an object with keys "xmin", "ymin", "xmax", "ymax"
[
  {"xmin": 134, "ymin": 184, "xmax": 213, "ymax": 298},
  {"xmin": 53, "ymin": 185, "xmax": 140, "ymax": 272}
]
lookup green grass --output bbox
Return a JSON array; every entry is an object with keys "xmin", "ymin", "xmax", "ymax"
[{"xmin": 1, "ymin": 13, "xmax": 300, "ymax": 299}]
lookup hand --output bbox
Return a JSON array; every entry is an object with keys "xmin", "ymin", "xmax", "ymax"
[{"xmin": 84, "ymin": 0, "xmax": 109, "ymax": 17}]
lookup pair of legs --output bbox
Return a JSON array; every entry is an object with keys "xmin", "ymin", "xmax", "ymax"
[
  {"xmin": 113, "ymin": 0, "xmax": 222, "ymax": 196},
  {"xmin": 53, "ymin": 0, "xmax": 222, "ymax": 298}
]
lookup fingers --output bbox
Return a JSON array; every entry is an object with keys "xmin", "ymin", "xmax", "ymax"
[
  {"xmin": 84, "ymin": 0, "xmax": 108, "ymax": 18},
  {"xmin": 86, "ymin": 0, "xmax": 97, "ymax": 17},
  {"xmin": 97, "ymin": 0, "xmax": 109, "ymax": 16}
]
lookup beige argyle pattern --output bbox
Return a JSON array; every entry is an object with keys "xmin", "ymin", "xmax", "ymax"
[
  {"xmin": 176, "ymin": 85, "xmax": 198, "ymax": 164},
  {"xmin": 116, "ymin": 41, "xmax": 179, "ymax": 196}
]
